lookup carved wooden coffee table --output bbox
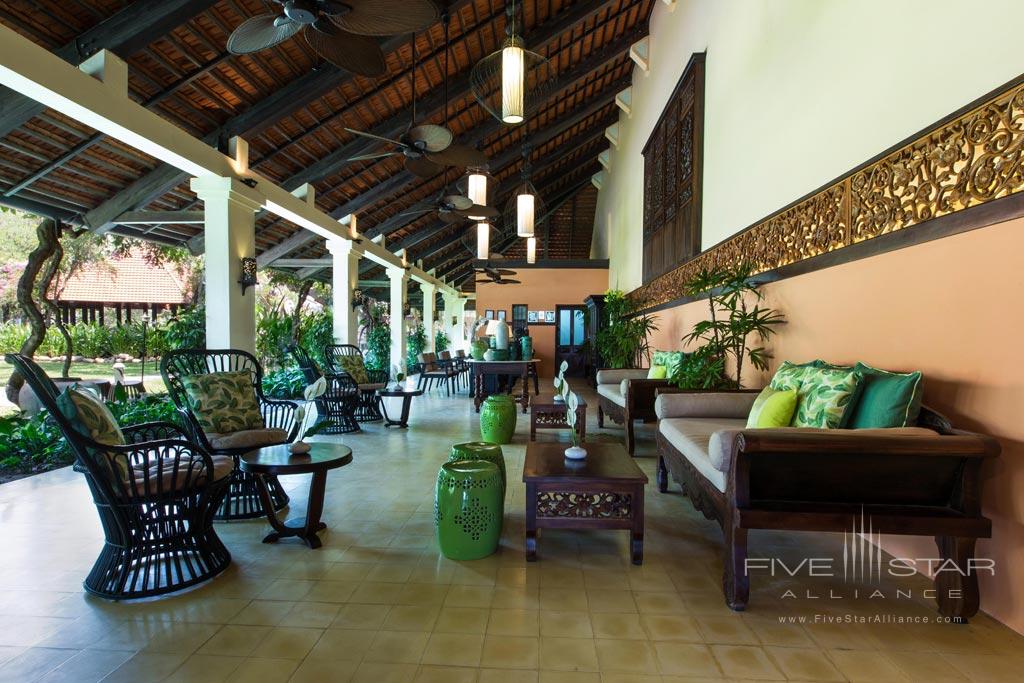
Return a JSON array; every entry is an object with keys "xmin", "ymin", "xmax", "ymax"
[
  {"xmin": 523, "ymin": 442, "xmax": 648, "ymax": 564},
  {"xmin": 530, "ymin": 392, "xmax": 587, "ymax": 441}
]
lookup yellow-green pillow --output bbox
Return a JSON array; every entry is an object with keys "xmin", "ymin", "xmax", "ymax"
[
  {"xmin": 335, "ymin": 355, "xmax": 370, "ymax": 384},
  {"xmin": 746, "ymin": 387, "xmax": 798, "ymax": 428},
  {"xmin": 181, "ymin": 371, "xmax": 265, "ymax": 434},
  {"xmin": 647, "ymin": 365, "xmax": 667, "ymax": 379}
]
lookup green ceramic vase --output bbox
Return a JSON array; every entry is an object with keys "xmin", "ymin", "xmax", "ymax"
[
  {"xmin": 521, "ymin": 336, "xmax": 533, "ymax": 360},
  {"xmin": 435, "ymin": 460, "xmax": 503, "ymax": 560},
  {"xmin": 450, "ymin": 442, "xmax": 506, "ymax": 495},
  {"xmin": 480, "ymin": 395, "xmax": 517, "ymax": 444},
  {"xmin": 471, "ymin": 339, "xmax": 488, "ymax": 360}
]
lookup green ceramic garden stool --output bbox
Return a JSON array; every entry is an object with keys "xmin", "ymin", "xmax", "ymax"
[
  {"xmin": 450, "ymin": 442, "xmax": 506, "ymax": 496},
  {"xmin": 435, "ymin": 460, "xmax": 503, "ymax": 560},
  {"xmin": 480, "ymin": 394, "xmax": 517, "ymax": 444}
]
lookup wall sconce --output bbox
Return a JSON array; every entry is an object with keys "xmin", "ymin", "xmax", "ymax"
[
  {"xmin": 239, "ymin": 256, "xmax": 258, "ymax": 294},
  {"xmin": 352, "ymin": 288, "xmax": 365, "ymax": 311}
]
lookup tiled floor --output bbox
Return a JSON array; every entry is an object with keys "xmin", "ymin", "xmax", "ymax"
[{"xmin": 0, "ymin": 381, "xmax": 1022, "ymax": 682}]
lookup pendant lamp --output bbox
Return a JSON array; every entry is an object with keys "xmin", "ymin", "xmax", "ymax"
[
  {"xmin": 466, "ymin": 170, "xmax": 489, "ymax": 220},
  {"xmin": 470, "ymin": 0, "xmax": 554, "ymax": 126},
  {"xmin": 527, "ymin": 236, "xmax": 536, "ymax": 264},
  {"xmin": 476, "ymin": 222, "xmax": 490, "ymax": 260}
]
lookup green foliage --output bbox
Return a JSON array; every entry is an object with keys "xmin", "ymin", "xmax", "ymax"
[
  {"xmin": 262, "ymin": 366, "xmax": 306, "ymax": 400},
  {"xmin": 162, "ymin": 306, "xmax": 205, "ymax": 350},
  {"xmin": 362, "ymin": 303, "xmax": 391, "ymax": 372},
  {"xmin": 671, "ymin": 345, "xmax": 730, "ymax": 390},
  {"xmin": 299, "ymin": 310, "xmax": 333, "ymax": 367},
  {"xmin": 595, "ymin": 289, "xmax": 659, "ymax": 369},
  {"xmin": 256, "ymin": 305, "xmax": 294, "ymax": 369},
  {"xmin": 406, "ymin": 323, "xmax": 427, "ymax": 369},
  {"xmin": 676, "ymin": 263, "xmax": 786, "ymax": 390},
  {"xmin": 0, "ymin": 320, "xmax": 168, "ymax": 359},
  {"xmin": 434, "ymin": 329, "xmax": 450, "ymax": 353}
]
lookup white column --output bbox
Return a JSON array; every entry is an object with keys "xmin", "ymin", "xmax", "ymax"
[
  {"xmin": 442, "ymin": 292, "xmax": 467, "ymax": 352},
  {"xmin": 421, "ymin": 283, "xmax": 436, "ymax": 352},
  {"xmin": 190, "ymin": 177, "xmax": 261, "ymax": 354},
  {"xmin": 327, "ymin": 238, "xmax": 360, "ymax": 344},
  {"xmin": 387, "ymin": 266, "xmax": 408, "ymax": 373}
]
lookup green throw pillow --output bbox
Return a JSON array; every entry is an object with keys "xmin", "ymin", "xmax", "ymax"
[
  {"xmin": 847, "ymin": 362, "xmax": 923, "ymax": 429},
  {"xmin": 647, "ymin": 365, "xmax": 667, "ymax": 379},
  {"xmin": 181, "ymin": 371, "xmax": 265, "ymax": 434},
  {"xmin": 56, "ymin": 386, "xmax": 128, "ymax": 483},
  {"xmin": 790, "ymin": 366, "xmax": 863, "ymax": 429},
  {"xmin": 336, "ymin": 355, "xmax": 370, "ymax": 384},
  {"xmin": 651, "ymin": 350, "xmax": 686, "ymax": 378},
  {"xmin": 745, "ymin": 387, "xmax": 799, "ymax": 428}
]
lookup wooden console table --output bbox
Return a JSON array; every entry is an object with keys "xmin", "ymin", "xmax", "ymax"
[
  {"xmin": 530, "ymin": 392, "xmax": 587, "ymax": 441},
  {"xmin": 468, "ymin": 359, "xmax": 540, "ymax": 414}
]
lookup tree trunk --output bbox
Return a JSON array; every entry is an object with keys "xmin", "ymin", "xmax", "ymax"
[
  {"xmin": 291, "ymin": 280, "xmax": 313, "ymax": 344},
  {"xmin": 37, "ymin": 233, "xmax": 73, "ymax": 378},
  {"xmin": 5, "ymin": 219, "xmax": 59, "ymax": 404}
]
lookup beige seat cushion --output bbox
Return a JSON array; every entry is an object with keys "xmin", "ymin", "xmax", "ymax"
[
  {"xmin": 595, "ymin": 368, "xmax": 649, "ymax": 386},
  {"xmin": 707, "ymin": 426, "xmax": 941, "ymax": 476},
  {"xmin": 597, "ymin": 382, "xmax": 627, "ymax": 408},
  {"xmin": 358, "ymin": 382, "xmax": 387, "ymax": 392},
  {"xmin": 659, "ymin": 417, "xmax": 745, "ymax": 493},
  {"xmin": 126, "ymin": 455, "xmax": 234, "ymax": 497},
  {"xmin": 207, "ymin": 428, "xmax": 288, "ymax": 450}
]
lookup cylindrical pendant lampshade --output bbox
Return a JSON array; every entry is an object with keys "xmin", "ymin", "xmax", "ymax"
[
  {"xmin": 467, "ymin": 172, "xmax": 488, "ymax": 220},
  {"xmin": 476, "ymin": 222, "xmax": 490, "ymax": 260},
  {"xmin": 501, "ymin": 44, "xmax": 525, "ymax": 124},
  {"xmin": 526, "ymin": 236, "xmax": 536, "ymax": 264},
  {"xmin": 516, "ymin": 192, "xmax": 535, "ymax": 237}
]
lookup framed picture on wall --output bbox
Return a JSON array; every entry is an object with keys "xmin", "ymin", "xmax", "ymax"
[
  {"xmin": 497, "ymin": 310, "xmax": 507, "ymax": 321},
  {"xmin": 484, "ymin": 309, "xmax": 495, "ymax": 319},
  {"xmin": 544, "ymin": 310, "xmax": 555, "ymax": 323},
  {"xmin": 527, "ymin": 311, "xmax": 538, "ymax": 323}
]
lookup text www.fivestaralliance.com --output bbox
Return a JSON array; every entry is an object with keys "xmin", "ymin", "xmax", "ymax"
[{"xmin": 778, "ymin": 614, "xmax": 960, "ymax": 625}]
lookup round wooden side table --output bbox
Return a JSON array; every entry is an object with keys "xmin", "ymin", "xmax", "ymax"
[{"xmin": 240, "ymin": 442, "xmax": 352, "ymax": 549}]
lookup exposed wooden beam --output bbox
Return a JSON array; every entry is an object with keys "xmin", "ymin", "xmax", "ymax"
[
  {"xmin": 0, "ymin": 0, "xmax": 219, "ymax": 140},
  {"xmin": 115, "ymin": 210, "xmax": 205, "ymax": 225}
]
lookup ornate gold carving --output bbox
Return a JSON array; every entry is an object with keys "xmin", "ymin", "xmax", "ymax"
[
  {"xmin": 536, "ymin": 492, "xmax": 633, "ymax": 519},
  {"xmin": 629, "ymin": 80, "xmax": 1024, "ymax": 310}
]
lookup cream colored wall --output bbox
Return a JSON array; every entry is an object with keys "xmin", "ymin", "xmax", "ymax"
[{"xmin": 593, "ymin": 0, "xmax": 1024, "ymax": 290}]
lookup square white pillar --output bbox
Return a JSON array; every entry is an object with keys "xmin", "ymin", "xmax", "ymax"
[
  {"xmin": 327, "ymin": 238, "xmax": 360, "ymax": 344},
  {"xmin": 442, "ymin": 292, "xmax": 467, "ymax": 352},
  {"xmin": 190, "ymin": 177, "xmax": 261, "ymax": 354},
  {"xmin": 420, "ymin": 283, "xmax": 436, "ymax": 352},
  {"xmin": 386, "ymin": 266, "xmax": 408, "ymax": 374}
]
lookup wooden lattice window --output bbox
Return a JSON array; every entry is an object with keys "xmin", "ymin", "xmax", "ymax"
[{"xmin": 642, "ymin": 53, "xmax": 705, "ymax": 284}]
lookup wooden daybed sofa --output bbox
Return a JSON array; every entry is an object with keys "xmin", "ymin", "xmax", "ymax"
[
  {"xmin": 596, "ymin": 369, "xmax": 672, "ymax": 454},
  {"xmin": 654, "ymin": 390, "xmax": 1000, "ymax": 622}
]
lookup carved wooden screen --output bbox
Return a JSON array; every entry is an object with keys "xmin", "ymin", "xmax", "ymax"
[{"xmin": 642, "ymin": 53, "xmax": 705, "ymax": 284}]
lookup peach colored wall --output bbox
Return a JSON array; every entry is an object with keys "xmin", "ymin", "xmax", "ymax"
[
  {"xmin": 646, "ymin": 218, "xmax": 1024, "ymax": 634},
  {"xmin": 475, "ymin": 268, "xmax": 608, "ymax": 377}
]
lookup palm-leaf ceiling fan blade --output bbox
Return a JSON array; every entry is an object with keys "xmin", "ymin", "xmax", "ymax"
[
  {"xmin": 344, "ymin": 127, "xmax": 405, "ymax": 148},
  {"xmin": 456, "ymin": 203, "xmax": 498, "ymax": 219},
  {"xmin": 406, "ymin": 155, "xmax": 442, "ymax": 178},
  {"xmin": 305, "ymin": 21, "xmax": 386, "ymax": 77},
  {"xmin": 397, "ymin": 207, "xmax": 434, "ymax": 217},
  {"xmin": 440, "ymin": 211, "xmax": 466, "ymax": 224},
  {"xmin": 427, "ymin": 144, "xmax": 488, "ymax": 168},
  {"xmin": 443, "ymin": 195, "xmax": 474, "ymax": 211},
  {"xmin": 502, "ymin": 280, "xmax": 522, "ymax": 284},
  {"xmin": 227, "ymin": 15, "xmax": 301, "ymax": 54},
  {"xmin": 329, "ymin": 0, "xmax": 438, "ymax": 36},
  {"xmin": 408, "ymin": 124, "xmax": 454, "ymax": 153},
  {"xmin": 348, "ymin": 151, "xmax": 399, "ymax": 162}
]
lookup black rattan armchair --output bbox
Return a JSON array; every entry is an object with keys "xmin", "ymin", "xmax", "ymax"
[
  {"xmin": 325, "ymin": 343, "xmax": 387, "ymax": 422},
  {"xmin": 289, "ymin": 344, "xmax": 361, "ymax": 434},
  {"xmin": 7, "ymin": 354, "xmax": 232, "ymax": 599},
  {"xmin": 161, "ymin": 349, "xmax": 299, "ymax": 520}
]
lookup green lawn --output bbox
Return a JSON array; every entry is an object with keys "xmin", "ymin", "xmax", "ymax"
[{"xmin": 0, "ymin": 358, "xmax": 169, "ymax": 396}]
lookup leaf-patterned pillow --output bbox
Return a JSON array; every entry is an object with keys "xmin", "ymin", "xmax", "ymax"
[
  {"xmin": 335, "ymin": 355, "xmax": 369, "ymax": 384},
  {"xmin": 768, "ymin": 360, "xmax": 824, "ymax": 392},
  {"xmin": 791, "ymin": 367, "xmax": 863, "ymax": 429},
  {"xmin": 56, "ymin": 386, "xmax": 128, "ymax": 483},
  {"xmin": 181, "ymin": 371, "xmax": 265, "ymax": 434}
]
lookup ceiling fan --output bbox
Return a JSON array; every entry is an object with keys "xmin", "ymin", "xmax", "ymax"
[
  {"xmin": 344, "ymin": 11, "xmax": 487, "ymax": 177},
  {"xmin": 399, "ymin": 190, "xmax": 498, "ymax": 224},
  {"xmin": 476, "ymin": 267, "xmax": 520, "ymax": 285},
  {"xmin": 226, "ymin": 0, "xmax": 438, "ymax": 78}
]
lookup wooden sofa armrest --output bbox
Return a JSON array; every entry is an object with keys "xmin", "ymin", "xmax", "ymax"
[
  {"xmin": 734, "ymin": 430, "xmax": 999, "ymax": 458},
  {"xmin": 624, "ymin": 378, "xmax": 674, "ymax": 417}
]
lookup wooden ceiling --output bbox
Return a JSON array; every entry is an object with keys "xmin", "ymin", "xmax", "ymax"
[{"xmin": 0, "ymin": 0, "xmax": 651, "ymax": 290}]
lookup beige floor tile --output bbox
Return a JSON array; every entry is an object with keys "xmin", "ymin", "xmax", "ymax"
[
  {"xmin": 539, "ymin": 637, "xmax": 599, "ymax": 672},
  {"xmin": 481, "ymin": 634, "xmax": 540, "ymax": 669},
  {"xmin": 139, "ymin": 621, "xmax": 221, "ymax": 654},
  {"xmin": 537, "ymin": 671, "xmax": 599, "ymax": 682},
  {"xmin": 695, "ymin": 616, "xmax": 759, "ymax": 645},
  {"xmin": 765, "ymin": 646, "xmax": 844, "ymax": 681},
  {"xmin": 332, "ymin": 604, "xmax": 391, "ymax": 630},
  {"xmin": 541, "ymin": 611, "xmax": 594, "ymax": 638},
  {"xmin": 741, "ymin": 617, "xmax": 814, "ymax": 648},
  {"xmin": 941, "ymin": 652, "xmax": 1024, "ymax": 682},
  {"xmin": 600, "ymin": 674, "xmax": 660, "ymax": 683},
  {"xmin": 638, "ymin": 614, "xmax": 702, "ymax": 642},
  {"xmin": 652, "ymin": 642, "xmax": 721, "ymax": 677},
  {"xmin": 589, "ymin": 613, "xmax": 646, "ymax": 640},
  {"xmin": 886, "ymin": 651, "xmax": 968, "ymax": 682},
  {"xmin": 258, "ymin": 579, "xmax": 316, "ymax": 602},
  {"xmin": 414, "ymin": 664, "xmax": 479, "ymax": 682},
  {"xmin": 229, "ymin": 600, "xmax": 296, "ymax": 627},
  {"xmin": 225, "ymin": 656, "xmax": 299, "ymax": 683},
  {"xmin": 350, "ymin": 661, "xmax": 418, "ymax": 682},
  {"xmin": 539, "ymin": 589, "xmax": 589, "ymax": 612},
  {"xmin": 382, "ymin": 605, "xmax": 440, "ymax": 632},
  {"xmin": 304, "ymin": 581, "xmax": 359, "ymax": 603},
  {"xmin": 585, "ymin": 590, "xmax": 637, "ymax": 614},
  {"xmin": 364, "ymin": 629, "xmax": 430, "ymax": 664},
  {"xmin": 289, "ymin": 658, "xmax": 358, "ymax": 682},
  {"xmin": 198, "ymin": 625, "xmax": 272, "ymax": 657},
  {"xmin": 435, "ymin": 607, "xmax": 491, "ymax": 634},
  {"xmin": 35, "ymin": 647, "xmax": 133, "ymax": 683},
  {"xmin": 165, "ymin": 653, "xmax": 243, "ymax": 682},
  {"xmin": 631, "ymin": 592, "xmax": 686, "ymax": 615},
  {"xmin": 420, "ymin": 632, "xmax": 484, "ymax": 667},
  {"xmin": 279, "ymin": 601, "xmax": 342, "ymax": 629},
  {"xmin": 488, "ymin": 609, "xmax": 540, "ymax": 636},
  {"xmin": 710, "ymin": 645, "xmax": 783, "ymax": 680},
  {"xmin": 307, "ymin": 628, "xmax": 376, "ymax": 661},
  {"xmin": 478, "ymin": 668, "xmax": 538, "ymax": 683},
  {"xmin": 594, "ymin": 639, "xmax": 658, "ymax": 674},
  {"xmin": 492, "ymin": 587, "xmax": 541, "ymax": 610},
  {"xmin": 324, "ymin": 563, "xmax": 374, "ymax": 582},
  {"xmin": 828, "ymin": 648, "xmax": 910, "ymax": 682},
  {"xmin": 103, "ymin": 652, "xmax": 191, "ymax": 683},
  {"xmin": 445, "ymin": 585, "xmax": 495, "ymax": 609},
  {"xmin": 350, "ymin": 582, "xmax": 401, "ymax": 605},
  {"xmin": 255, "ymin": 627, "xmax": 323, "ymax": 660},
  {"xmin": 396, "ymin": 583, "xmax": 450, "ymax": 606}
]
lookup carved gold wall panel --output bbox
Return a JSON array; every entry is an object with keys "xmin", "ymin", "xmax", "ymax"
[{"xmin": 628, "ymin": 79, "xmax": 1024, "ymax": 311}]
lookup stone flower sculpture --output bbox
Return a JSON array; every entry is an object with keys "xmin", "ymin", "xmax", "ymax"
[
  {"xmin": 290, "ymin": 376, "xmax": 327, "ymax": 454},
  {"xmin": 554, "ymin": 362, "xmax": 586, "ymax": 460}
]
